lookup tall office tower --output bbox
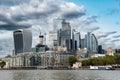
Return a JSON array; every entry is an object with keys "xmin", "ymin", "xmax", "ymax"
[
  {"xmin": 49, "ymin": 30, "xmax": 58, "ymax": 47},
  {"xmin": 49, "ymin": 18, "xmax": 63, "ymax": 49},
  {"xmin": 53, "ymin": 18, "xmax": 63, "ymax": 30},
  {"xmin": 81, "ymin": 39, "xmax": 85, "ymax": 48},
  {"xmin": 85, "ymin": 32, "xmax": 98, "ymax": 57},
  {"xmin": 73, "ymin": 31, "xmax": 81, "ymax": 49},
  {"xmin": 58, "ymin": 19, "xmax": 72, "ymax": 47},
  {"xmin": 91, "ymin": 33, "xmax": 98, "ymax": 53},
  {"xmin": 13, "ymin": 29, "xmax": 32, "ymax": 55},
  {"xmin": 98, "ymin": 45, "xmax": 102, "ymax": 54}
]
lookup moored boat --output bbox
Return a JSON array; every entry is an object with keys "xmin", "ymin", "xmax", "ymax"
[{"xmin": 90, "ymin": 65, "xmax": 115, "ymax": 70}]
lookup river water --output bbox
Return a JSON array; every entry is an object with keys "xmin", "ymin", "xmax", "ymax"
[{"xmin": 0, "ymin": 70, "xmax": 120, "ymax": 80}]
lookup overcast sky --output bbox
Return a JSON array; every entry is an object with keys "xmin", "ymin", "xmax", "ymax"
[{"xmin": 0, "ymin": 0, "xmax": 120, "ymax": 57}]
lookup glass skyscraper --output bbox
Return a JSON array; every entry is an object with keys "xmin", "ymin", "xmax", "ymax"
[
  {"xmin": 13, "ymin": 29, "xmax": 32, "ymax": 55},
  {"xmin": 85, "ymin": 32, "xmax": 98, "ymax": 57},
  {"xmin": 49, "ymin": 18, "xmax": 63, "ymax": 48},
  {"xmin": 57, "ymin": 19, "xmax": 71, "ymax": 47},
  {"xmin": 73, "ymin": 32, "xmax": 81, "ymax": 49}
]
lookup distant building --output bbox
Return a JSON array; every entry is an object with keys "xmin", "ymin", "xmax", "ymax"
[
  {"xmin": 36, "ymin": 33, "xmax": 49, "ymax": 52},
  {"xmin": 106, "ymin": 47, "xmax": 114, "ymax": 56},
  {"xmin": 49, "ymin": 18, "xmax": 63, "ymax": 50},
  {"xmin": 57, "ymin": 19, "xmax": 78, "ymax": 52},
  {"xmin": 13, "ymin": 29, "xmax": 32, "ymax": 55},
  {"xmin": 81, "ymin": 39, "xmax": 85, "ymax": 48},
  {"xmin": 115, "ymin": 49, "xmax": 120, "ymax": 54},
  {"xmin": 73, "ymin": 31, "xmax": 81, "ymax": 49},
  {"xmin": 98, "ymin": 45, "xmax": 102, "ymax": 54},
  {"xmin": 85, "ymin": 32, "xmax": 98, "ymax": 57},
  {"xmin": 57, "ymin": 19, "xmax": 71, "ymax": 47},
  {"xmin": 49, "ymin": 30, "xmax": 58, "ymax": 49},
  {"xmin": 10, "ymin": 51, "xmax": 75, "ymax": 68}
]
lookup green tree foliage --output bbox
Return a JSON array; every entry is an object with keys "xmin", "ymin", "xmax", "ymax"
[
  {"xmin": 0, "ymin": 61, "xmax": 6, "ymax": 68},
  {"xmin": 82, "ymin": 55, "xmax": 120, "ymax": 66},
  {"xmin": 114, "ymin": 55, "xmax": 120, "ymax": 64},
  {"xmin": 68, "ymin": 56, "xmax": 77, "ymax": 66}
]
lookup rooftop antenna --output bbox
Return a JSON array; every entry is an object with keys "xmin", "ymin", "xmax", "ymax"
[
  {"xmin": 38, "ymin": 28, "xmax": 44, "ymax": 45},
  {"xmin": 44, "ymin": 32, "xmax": 46, "ymax": 45},
  {"xmin": 39, "ymin": 28, "xmax": 41, "ymax": 36}
]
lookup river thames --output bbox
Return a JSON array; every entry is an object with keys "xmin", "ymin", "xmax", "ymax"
[{"xmin": 0, "ymin": 70, "xmax": 120, "ymax": 80}]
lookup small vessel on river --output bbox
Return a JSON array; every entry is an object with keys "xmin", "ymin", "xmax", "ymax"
[{"xmin": 90, "ymin": 65, "xmax": 115, "ymax": 70}]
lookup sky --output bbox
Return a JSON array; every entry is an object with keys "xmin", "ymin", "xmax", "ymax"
[{"xmin": 0, "ymin": 0, "xmax": 120, "ymax": 57}]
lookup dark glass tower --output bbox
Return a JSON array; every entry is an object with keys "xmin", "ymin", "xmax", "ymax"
[{"xmin": 13, "ymin": 29, "xmax": 32, "ymax": 55}]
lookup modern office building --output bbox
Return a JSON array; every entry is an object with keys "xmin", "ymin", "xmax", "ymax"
[
  {"xmin": 81, "ymin": 39, "xmax": 85, "ymax": 48},
  {"xmin": 91, "ymin": 33, "xmax": 98, "ymax": 53},
  {"xmin": 49, "ymin": 30, "xmax": 58, "ymax": 48},
  {"xmin": 98, "ymin": 45, "xmax": 102, "ymax": 54},
  {"xmin": 57, "ymin": 19, "xmax": 72, "ymax": 47},
  {"xmin": 73, "ymin": 32, "xmax": 81, "ymax": 49},
  {"xmin": 115, "ymin": 49, "xmax": 120, "ymax": 54},
  {"xmin": 85, "ymin": 32, "xmax": 98, "ymax": 57},
  {"xmin": 53, "ymin": 18, "xmax": 63, "ymax": 30},
  {"xmin": 13, "ymin": 29, "xmax": 32, "ymax": 55},
  {"xmin": 49, "ymin": 18, "xmax": 63, "ymax": 49}
]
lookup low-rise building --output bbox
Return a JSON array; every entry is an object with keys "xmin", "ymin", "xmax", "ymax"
[{"xmin": 10, "ymin": 51, "xmax": 76, "ymax": 68}]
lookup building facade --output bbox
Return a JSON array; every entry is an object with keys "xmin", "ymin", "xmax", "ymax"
[
  {"xmin": 13, "ymin": 29, "xmax": 32, "ymax": 55},
  {"xmin": 85, "ymin": 32, "xmax": 98, "ymax": 57},
  {"xmin": 57, "ymin": 19, "xmax": 72, "ymax": 47},
  {"xmin": 73, "ymin": 32, "xmax": 81, "ymax": 49},
  {"xmin": 10, "ymin": 51, "xmax": 75, "ymax": 68}
]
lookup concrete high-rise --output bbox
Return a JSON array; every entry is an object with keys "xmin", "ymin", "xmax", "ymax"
[{"xmin": 13, "ymin": 29, "xmax": 32, "ymax": 55}]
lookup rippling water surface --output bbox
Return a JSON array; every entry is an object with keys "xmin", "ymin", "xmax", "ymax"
[{"xmin": 0, "ymin": 70, "xmax": 120, "ymax": 80}]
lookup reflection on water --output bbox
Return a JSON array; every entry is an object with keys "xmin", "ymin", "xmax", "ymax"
[{"xmin": 0, "ymin": 70, "xmax": 120, "ymax": 80}]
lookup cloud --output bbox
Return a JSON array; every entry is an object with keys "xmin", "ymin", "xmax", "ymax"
[
  {"xmin": 107, "ymin": 31, "xmax": 117, "ymax": 34},
  {"xmin": 0, "ymin": 0, "xmax": 87, "ymax": 57},
  {"xmin": 81, "ymin": 16, "xmax": 98, "ymax": 25},
  {"xmin": 98, "ymin": 38, "xmax": 111, "ymax": 44},
  {"xmin": 0, "ymin": 0, "xmax": 29, "ymax": 6},
  {"xmin": 0, "ymin": 30, "xmax": 13, "ymax": 57},
  {"xmin": 0, "ymin": 0, "xmax": 86, "ymax": 31},
  {"xmin": 60, "ymin": 2, "xmax": 86, "ymax": 19},
  {"xmin": 96, "ymin": 31, "xmax": 117, "ymax": 39},
  {"xmin": 113, "ymin": 35, "xmax": 120, "ymax": 38},
  {"xmin": 111, "ymin": 39, "xmax": 120, "ymax": 42},
  {"xmin": 86, "ymin": 26, "xmax": 100, "ymax": 32}
]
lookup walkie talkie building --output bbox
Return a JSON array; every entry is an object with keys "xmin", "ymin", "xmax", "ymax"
[{"xmin": 13, "ymin": 29, "xmax": 32, "ymax": 55}]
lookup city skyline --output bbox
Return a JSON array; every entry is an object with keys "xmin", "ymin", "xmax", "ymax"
[{"xmin": 0, "ymin": 0, "xmax": 120, "ymax": 57}]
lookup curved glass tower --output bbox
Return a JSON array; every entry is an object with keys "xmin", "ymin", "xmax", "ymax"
[
  {"xmin": 13, "ymin": 29, "xmax": 32, "ymax": 55},
  {"xmin": 85, "ymin": 32, "xmax": 98, "ymax": 57}
]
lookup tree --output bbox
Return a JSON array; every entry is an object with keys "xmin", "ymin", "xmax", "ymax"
[
  {"xmin": 82, "ymin": 60, "xmax": 90, "ymax": 66},
  {"xmin": 0, "ymin": 61, "xmax": 6, "ymax": 68},
  {"xmin": 68, "ymin": 56, "xmax": 77, "ymax": 67}
]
